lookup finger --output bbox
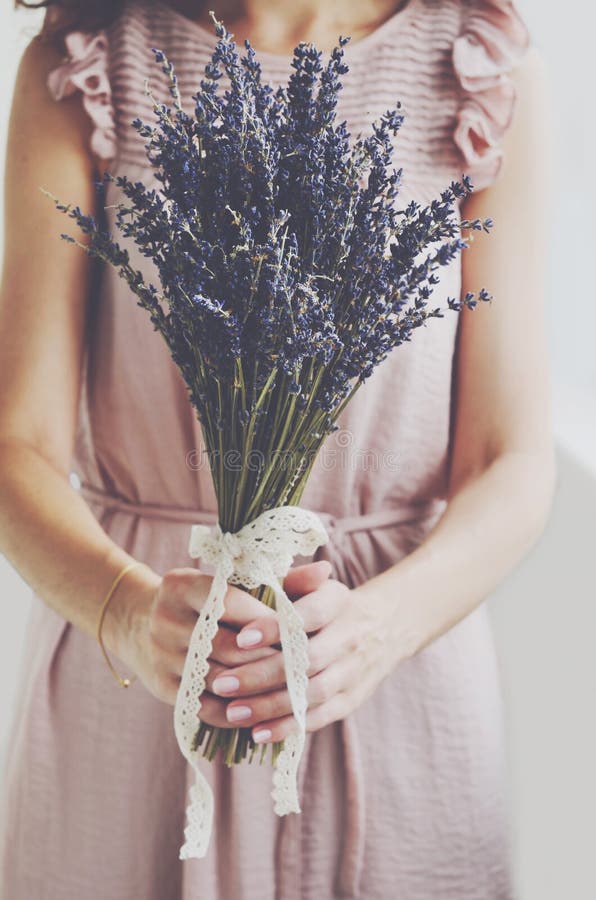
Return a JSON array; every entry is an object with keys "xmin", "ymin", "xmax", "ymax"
[
  {"xmin": 234, "ymin": 613, "xmax": 280, "ymax": 650},
  {"xmin": 305, "ymin": 692, "xmax": 349, "ymax": 732},
  {"xmin": 224, "ymin": 686, "xmax": 291, "ymax": 727},
  {"xmin": 210, "ymin": 623, "xmax": 278, "ymax": 666},
  {"xmin": 178, "ymin": 658, "xmax": 270, "ymax": 716},
  {"xmin": 249, "ymin": 692, "xmax": 349, "ymax": 744},
  {"xmin": 292, "ymin": 581, "xmax": 348, "ymax": 632},
  {"xmin": 219, "ymin": 585, "xmax": 277, "ymax": 627},
  {"xmin": 283, "ymin": 560, "xmax": 332, "ymax": 601},
  {"xmin": 196, "ymin": 691, "xmax": 233, "ymax": 728},
  {"xmin": 164, "ymin": 568, "xmax": 276, "ymax": 628},
  {"xmin": 206, "ymin": 651, "xmax": 287, "ymax": 698},
  {"xmin": 160, "ymin": 568, "xmax": 212, "ymax": 621},
  {"xmin": 305, "ymin": 617, "xmax": 356, "ymax": 675},
  {"xmin": 224, "ymin": 656, "xmax": 353, "ymax": 726},
  {"xmin": 235, "ymin": 580, "xmax": 346, "ymax": 651}
]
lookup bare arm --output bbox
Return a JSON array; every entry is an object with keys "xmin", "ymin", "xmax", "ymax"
[
  {"xmin": 355, "ymin": 44, "xmax": 557, "ymax": 657},
  {"xmin": 0, "ymin": 38, "xmax": 160, "ymax": 650}
]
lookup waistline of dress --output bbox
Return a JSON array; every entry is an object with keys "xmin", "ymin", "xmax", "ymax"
[{"xmin": 77, "ymin": 480, "xmax": 447, "ymax": 537}]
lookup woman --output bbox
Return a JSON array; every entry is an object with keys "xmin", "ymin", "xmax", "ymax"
[{"xmin": 0, "ymin": 0, "xmax": 554, "ymax": 897}]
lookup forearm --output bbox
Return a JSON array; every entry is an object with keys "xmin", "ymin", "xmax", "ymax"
[
  {"xmin": 0, "ymin": 438, "xmax": 160, "ymax": 653},
  {"xmin": 356, "ymin": 449, "xmax": 556, "ymax": 661}
]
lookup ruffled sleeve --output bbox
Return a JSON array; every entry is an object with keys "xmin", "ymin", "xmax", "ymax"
[
  {"xmin": 47, "ymin": 31, "xmax": 116, "ymax": 162},
  {"xmin": 452, "ymin": 0, "xmax": 530, "ymax": 191}
]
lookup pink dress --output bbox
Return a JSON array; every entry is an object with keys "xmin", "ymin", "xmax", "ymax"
[{"xmin": 0, "ymin": 1, "xmax": 530, "ymax": 897}]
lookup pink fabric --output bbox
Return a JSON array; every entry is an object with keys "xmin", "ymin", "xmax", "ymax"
[
  {"xmin": 47, "ymin": 30, "xmax": 116, "ymax": 160},
  {"xmin": 1, "ymin": 1, "xmax": 530, "ymax": 897},
  {"xmin": 453, "ymin": 0, "xmax": 530, "ymax": 189}
]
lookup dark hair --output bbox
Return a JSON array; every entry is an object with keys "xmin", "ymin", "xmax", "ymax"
[{"xmin": 14, "ymin": 1, "xmax": 125, "ymax": 48}]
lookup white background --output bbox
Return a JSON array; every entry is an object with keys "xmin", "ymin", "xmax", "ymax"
[{"xmin": 1, "ymin": 3, "xmax": 595, "ymax": 898}]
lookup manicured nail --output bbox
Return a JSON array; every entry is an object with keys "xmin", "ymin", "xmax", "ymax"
[
  {"xmin": 227, "ymin": 705, "xmax": 252, "ymax": 723},
  {"xmin": 212, "ymin": 675, "xmax": 240, "ymax": 695},
  {"xmin": 237, "ymin": 628, "xmax": 263, "ymax": 648},
  {"xmin": 253, "ymin": 728, "xmax": 272, "ymax": 743}
]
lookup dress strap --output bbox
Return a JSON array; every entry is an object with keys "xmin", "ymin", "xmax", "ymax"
[
  {"xmin": 452, "ymin": 0, "xmax": 531, "ymax": 191},
  {"xmin": 46, "ymin": 30, "xmax": 116, "ymax": 161}
]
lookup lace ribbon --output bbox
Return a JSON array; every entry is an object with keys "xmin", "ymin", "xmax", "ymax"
[{"xmin": 173, "ymin": 506, "xmax": 329, "ymax": 860}]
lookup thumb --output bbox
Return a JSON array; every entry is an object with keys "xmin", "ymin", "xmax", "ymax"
[{"xmin": 283, "ymin": 560, "xmax": 332, "ymax": 601}]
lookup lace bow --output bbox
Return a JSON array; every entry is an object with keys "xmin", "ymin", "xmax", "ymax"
[{"xmin": 173, "ymin": 506, "xmax": 329, "ymax": 859}]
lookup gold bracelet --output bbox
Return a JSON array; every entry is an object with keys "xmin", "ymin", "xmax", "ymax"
[{"xmin": 96, "ymin": 560, "xmax": 142, "ymax": 689}]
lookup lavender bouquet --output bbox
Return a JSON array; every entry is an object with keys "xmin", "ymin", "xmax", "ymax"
[{"xmin": 51, "ymin": 11, "xmax": 492, "ymax": 856}]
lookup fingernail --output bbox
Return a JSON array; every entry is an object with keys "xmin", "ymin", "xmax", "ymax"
[
  {"xmin": 212, "ymin": 675, "xmax": 240, "ymax": 695},
  {"xmin": 226, "ymin": 705, "xmax": 252, "ymax": 722},
  {"xmin": 253, "ymin": 728, "xmax": 272, "ymax": 743},
  {"xmin": 237, "ymin": 628, "xmax": 263, "ymax": 648}
]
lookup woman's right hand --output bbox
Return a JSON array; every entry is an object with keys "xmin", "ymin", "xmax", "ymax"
[{"xmin": 108, "ymin": 560, "xmax": 332, "ymax": 708}]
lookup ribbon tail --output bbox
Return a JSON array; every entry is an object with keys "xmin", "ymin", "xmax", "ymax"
[
  {"xmin": 269, "ymin": 577, "xmax": 310, "ymax": 816},
  {"xmin": 174, "ymin": 566, "xmax": 229, "ymax": 859}
]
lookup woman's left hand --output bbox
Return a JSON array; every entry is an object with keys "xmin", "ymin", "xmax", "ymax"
[{"xmin": 199, "ymin": 565, "xmax": 401, "ymax": 744}]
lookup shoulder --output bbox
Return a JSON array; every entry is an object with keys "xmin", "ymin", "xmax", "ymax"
[
  {"xmin": 15, "ymin": 35, "xmax": 65, "ymax": 102},
  {"xmin": 451, "ymin": 0, "xmax": 533, "ymax": 192},
  {"xmin": 499, "ymin": 42, "xmax": 552, "ymax": 187},
  {"xmin": 44, "ymin": 0, "xmax": 185, "ymax": 168},
  {"xmin": 460, "ymin": 39, "xmax": 552, "ymax": 241},
  {"xmin": 43, "ymin": 26, "xmax": 116, "ymax": 164},
  {"xmin": 11, "ymin": 36, "xmax": 97, "ymax": 163},
  {"xmin": 507, "ymin": 41, "xmax": 551, "ymax": 142},
  {"xmin": 509, "ymin": 41, "xmax": 549, "ymax": 101}
]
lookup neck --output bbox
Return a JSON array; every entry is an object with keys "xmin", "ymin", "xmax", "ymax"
[{"xmin": 172, "ymin": 0, "xmax": 403, "ymax": 48}]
